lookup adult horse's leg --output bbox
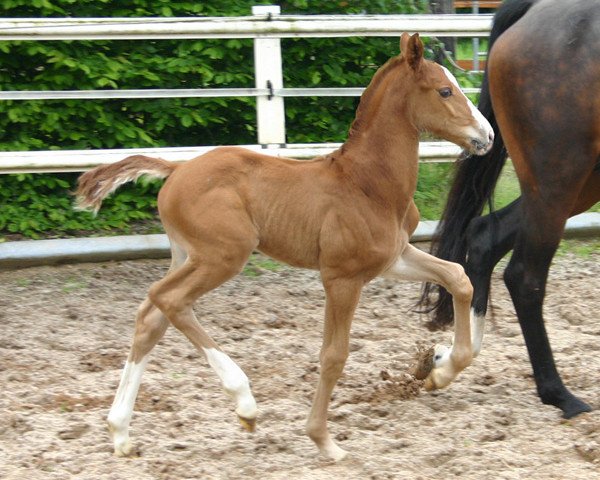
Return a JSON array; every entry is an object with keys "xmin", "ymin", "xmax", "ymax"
[
  {"xmin": 463, "ymin": 171, "xmax": 598, "ymax": 419},
  {"xmin": 487, "ymin": 6, "xmax": 599, "ymax": 416},
  {"xmin": 464, "ymin": 199, "xmax": 521, "ymax": 354},
  {"xmin": 497, "ymin": 129, "xmax": 599, "ymax": 418},
  {"xmin": 108, "ymin": 240, "xmax": 187, "ymax": 456},
  {"xmin": 503, "ymin": 170, "xmax": 599, "ymax": 418},
  {"xmin": 385, "ymin": 244, "xmax": 474, "ymax": 388},
  {"xmin": 306, "ymin": 276, "xmax": 363, "ymax": 461},
  {"xmin": 571, "ymin": 172, "xmax": 600, "ymax": 216},
  {"xmin": 503, "ymin": 196, "xmax": 592, "ymax": 418},
  {"xmin": 466, "ymin": 168, "xmax": 600, "ymax": 343}
]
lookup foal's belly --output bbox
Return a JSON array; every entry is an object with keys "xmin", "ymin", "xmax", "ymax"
[{"xmin": 256, "ymin": 232, "xmax": 321, "ymax": 270}]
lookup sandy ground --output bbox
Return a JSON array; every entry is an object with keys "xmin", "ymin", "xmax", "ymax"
[{"xmin": 1, "ymin": 244, "xmax": 599, "ymax": 480}]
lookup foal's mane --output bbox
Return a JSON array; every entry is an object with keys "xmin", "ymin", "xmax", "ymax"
[{"xmin": 345, "ymin": 55, "xmax": 406, "ymax": 145}]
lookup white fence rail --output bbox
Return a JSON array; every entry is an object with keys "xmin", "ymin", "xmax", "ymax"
[
  {"xmin": 0, "ymin": 13, "xmax": 492, "ymax": 40},
  {"xmin": 0, "ymin": 8, "xmax": 493, "ymax": 173},
  {"xmin": 0, "ymin": 142, "xmax": 464, "ymax": 174}
]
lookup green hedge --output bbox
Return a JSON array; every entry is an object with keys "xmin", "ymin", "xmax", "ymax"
[{"xmin": 1, "ymin": 0, "xmax": 477, "ymax": 240}]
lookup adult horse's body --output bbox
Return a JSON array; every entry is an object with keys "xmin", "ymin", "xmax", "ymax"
[
  {"xmin": 76, "ymin": 33, "xmax": 493, "ymax": 461},
  {"xmin": 421, "ymin": 0, "xmax": 600, "ymax": 419}
]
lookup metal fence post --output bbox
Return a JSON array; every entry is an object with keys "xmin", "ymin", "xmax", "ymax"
[
  {"xmin": 471, "ymin": 1, "xmax": 480, "ymax": 71},
  {"xmin": 252, "ymin": 5, "xmax": 286, "ymax": 146}
]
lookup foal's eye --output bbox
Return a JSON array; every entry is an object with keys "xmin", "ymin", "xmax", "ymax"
[{"xmin": 438, "ymin": 87, "xmax": 452, "ymax": 98}]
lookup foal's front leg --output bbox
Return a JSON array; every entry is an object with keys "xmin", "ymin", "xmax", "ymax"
[
  {"xmin": 306, "ymin": 277, "xmax": 363, "ymax": 461},
  {"xmin": 384, "ymin": 244, "xmax": 474, "ymax": 389}
]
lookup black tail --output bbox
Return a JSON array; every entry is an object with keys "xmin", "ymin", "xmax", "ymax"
[{"xmin": 418, "ymin": 0, "xmax": 538, "ymax": 330}]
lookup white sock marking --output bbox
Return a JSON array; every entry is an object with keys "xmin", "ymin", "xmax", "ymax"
[
  {"xmin": 107, "ymin": 357, "xmax": 149, "ymax": 454},
  {"xmin": 203, "ymin": 347, "xmax": 257, "ymax": 419},
  {"xmin": 470, "ymin": 308, "xmax": 486, "ymax": 357}
]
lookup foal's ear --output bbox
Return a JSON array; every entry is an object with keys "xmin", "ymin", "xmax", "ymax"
[{"xmin": 400, "ymin": 32, "xmax": 424, "ymax": 72}]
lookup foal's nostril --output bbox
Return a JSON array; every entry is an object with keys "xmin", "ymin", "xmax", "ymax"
[
  {"xmin": 471, "ymin": 134, "xmax": 493, "ymax": 155},
  {"xmin": 471, "ymin": 138, "xmax": 484, "ymax": 150},
  {"xmin": 471, "ymin": 127, "xmax": 494, "ymax": 155}
]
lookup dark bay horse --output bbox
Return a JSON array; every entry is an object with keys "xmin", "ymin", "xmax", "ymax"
[
  {"xmin": 75, "ymin": 34, "xmax": 493, "ymax": 460},
  {"xmin": 420, "ymin": 0, "xmax": 600, "ymax": 419}
]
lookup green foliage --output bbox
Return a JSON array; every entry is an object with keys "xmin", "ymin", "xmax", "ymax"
[
  {"xmin": 242, "ymin": 253, "xmax": 284, "ymax": 277},
  {"xmin": 0, "ymin": 39, "xmax": 258, "ymax": 150},
  {"xmin": 0, "ymin": 172, "xmax": 163, "ymax": 239},
  {"xmin": 556, "ymin": 239, "xmax": 600, "ymax": 258},
  {"xmin": 283, "ymin": 36, "xmax": 402, "ymax": 143},
  {"xmin": 414, "ymin": 163, "xmax": 453, "ymax": 220},
  {"xmin": 0, "ymin": 0, "xmax": 444, "ymax": 240}
]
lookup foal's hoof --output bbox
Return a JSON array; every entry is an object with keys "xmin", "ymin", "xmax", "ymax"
[
  {"xmin": 319, "ymin": 441, "xmax": 348, "ymax": 462},
  {"xmin": 238, "ymin": 415, "xmax": 256, "ymax": 433},
  {"xmin": 111, "ymin": 435, "xmax": 135, "ymax": 457},
  {"xmin": 326, "ymin": 446, "xmax": 349, "ymax": 463},
  {"xmin": 424, "ymin": 376, "xmax": 437, "ymax": 392},
  {"xmin": 108, "ymin": 423, "xmax": 134, "ymax": 457},
  {"xmin": 423, "ymin": 345, "xmax": 454, "ymax": 391}
]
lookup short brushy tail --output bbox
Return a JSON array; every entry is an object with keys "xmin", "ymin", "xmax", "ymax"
[
  {"xmin": 75, "ymin": 154, "xmax": 177, "ymax": 214},
  {"xmin": 417, "ymin": 0, "xmax": 538, "ymax": 329}
]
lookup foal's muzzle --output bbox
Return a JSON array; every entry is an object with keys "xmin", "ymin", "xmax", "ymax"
[{"xmin": 470, "ymin": 129, "xmax": 494, "ymax": 156}]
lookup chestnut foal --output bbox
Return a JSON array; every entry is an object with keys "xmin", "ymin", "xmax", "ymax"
[{"xmin": 76, "ymin": 33, "xmax": 493, "ymax": 461}]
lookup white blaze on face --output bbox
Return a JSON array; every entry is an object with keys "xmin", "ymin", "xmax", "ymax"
[
  {"xmin": 441, "ymin": 66, "xmax": 493, "ymax": 145},
  {"xmin": 203, "ymin": 347, "xmax": 257, "ymax": 420}
]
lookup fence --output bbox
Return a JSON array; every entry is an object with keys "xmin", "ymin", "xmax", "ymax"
[
  {"xmin": 0, "ymin": 7, "xmax": 494, "ymax": 174},
  {"xmin": 453, "ymin": 1, "xmax": 501, "ymax": 71}
]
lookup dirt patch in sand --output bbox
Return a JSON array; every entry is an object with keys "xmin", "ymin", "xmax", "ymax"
[{"xmin": 1, "ymin": 244, "xmax": 599, "ymax": 479}]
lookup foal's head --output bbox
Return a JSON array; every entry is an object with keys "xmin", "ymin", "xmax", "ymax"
[{"xmin": 396, "ymin": 33, "xmax": 493, "ymax": 155}]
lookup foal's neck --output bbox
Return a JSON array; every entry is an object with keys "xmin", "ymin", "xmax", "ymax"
[{"xmin": 333, "ymin": 65, "xmax": 420, "ymax": 208}]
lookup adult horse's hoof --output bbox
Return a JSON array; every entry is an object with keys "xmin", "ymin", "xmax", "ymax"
[{"xmin": 559, "ymin": 396, "xmax": 592, "ymax": 419}]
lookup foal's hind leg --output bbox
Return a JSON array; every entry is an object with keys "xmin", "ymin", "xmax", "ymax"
[
  {"xmin": 148, "ymin": 240, "xmax": 258, "ymax": 431},
  {"xmin": 384, "ymin": 244, "xmax": 473, "ymax": 389},
  {"xmin": 108, "ymin": 241, "xmax": 187, "ymax": 456},
  {"xmin": 107, "ymin": 300, "xmax": 168, "ymax": 456}
]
